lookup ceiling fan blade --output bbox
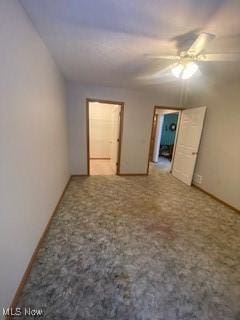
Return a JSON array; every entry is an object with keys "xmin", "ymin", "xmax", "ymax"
[
  {"xmin": 146, "ymin": 55, "xmax": 180, "ymax": 61},
  {"xmin": 138, "ymin": 63, "xmax": 177, "ymax": 81},
  {"xmin": 198, "ymin": 53, "xmax": 240, "ymax": 62},
  {"xmin": 187, "ymin": 32, "xmax": 215, "ymax": 56}
]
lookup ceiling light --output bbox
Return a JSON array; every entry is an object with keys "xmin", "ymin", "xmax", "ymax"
[
  {"xmin": 171, "ymin": 62, "xmax": 199, "ymax": 79},
  {"xmin": 171, "ymin": 64, "xmax": 184, "ymax": 78},
  {"xmin": 181, "ymin": 62, "xmax": 199, "ymax": 79}
]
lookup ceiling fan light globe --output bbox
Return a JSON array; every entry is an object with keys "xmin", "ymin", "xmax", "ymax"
[
  {"xmin": 181, "ymin": 62, "xmax": 199, "ymax": 79},
  {"xmin": 171, "ymin": 64, "xmax": 184, "ymax": 78}
]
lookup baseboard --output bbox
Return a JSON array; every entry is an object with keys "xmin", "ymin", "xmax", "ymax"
[
  {"xmin": 7, "ymin": 176, "xmax": 72, "ymax": 319},
  {"xmin": 72, "ymin": 173, "xmax": 148, "ymax": 177},
  {"xmin": 193, "ymin": 184, "xmax": 240, "ymax": 214},
  {"xmin": 118, "ymin": 173, "xmax": 148, "ymax": 176},
  {"xmin": 71, "ymin": 174, "xmax": 89, "ymax": 177},
  {"xmin": 90, "ymin": 158, "xmax": 111, "ymax": 160}
]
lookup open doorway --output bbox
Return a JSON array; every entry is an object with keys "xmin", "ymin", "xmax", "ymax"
[
  {"xmin": 86, "ymin": 99, "xmax": 124, "ymax": 175},
  {"xmin": 149, "ymin": 107, "xmax": 181, "ymax": 173},
  {"xmin": 148, "ymin": 106, "xmax": 207, "ymax": 186}
]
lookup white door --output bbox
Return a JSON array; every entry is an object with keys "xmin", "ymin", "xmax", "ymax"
[
  {"xmin": 172, "ymin": 106, "xmax": 206, "ymax": 185},
  {"xmin": 110, "ymin": 105, "xmax": 121, "ymax": 172}
]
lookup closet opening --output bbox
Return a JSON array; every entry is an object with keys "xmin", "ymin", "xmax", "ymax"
[{"xmin": 86, "ymin": 99, "xmax": 124, "ymax": 175}]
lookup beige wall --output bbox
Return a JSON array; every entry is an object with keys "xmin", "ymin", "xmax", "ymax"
[
  {"xmin": 67, "ymin": 83, "xmax": 181, "ymax": 175},
  {"xmin": 188, "ymin": 81, "xmax": 240, "ymax": 210},
  {"xmin": 0, "ymin": 0, "xmax": 70, "ymax": 310}
]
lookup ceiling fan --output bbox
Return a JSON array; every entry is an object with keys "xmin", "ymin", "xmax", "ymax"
[{"xmin": 145, "ymin": 32, "xmax": 240, "ymax": 81}]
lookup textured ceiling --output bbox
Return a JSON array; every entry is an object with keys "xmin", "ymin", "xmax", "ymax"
[{"xmin": 20, "ymin": 0, "xmax": 240, "ymax": 90}]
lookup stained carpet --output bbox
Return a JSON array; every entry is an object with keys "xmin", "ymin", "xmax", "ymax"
[{"xmin": 15, "ymin": 167, "xmax": 240, "ymax": 320}]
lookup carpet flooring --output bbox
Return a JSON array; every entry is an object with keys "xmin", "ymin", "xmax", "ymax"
[
  {"xmin": 15, "ymin": 168, "xmax": 240, "ymax": 320},
  {"xmin": 151, "ymin": 156, "xmax": 171, "ymax": 172}
]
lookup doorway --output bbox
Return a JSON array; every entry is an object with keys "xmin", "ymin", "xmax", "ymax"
[
  {"xmin": 86, "ymin": 99, "xmax": 124, "ymax": 175},
  {"xmin": 149, "ymin": 107, "xmax": 181, "ymax": 173},
  {"xmin": 149, "ymin": 107, "xmax": 181, "ymax": 172},
  {"xmin": 148, "ymin": 105, "xmax": 207, "ymax": 186}
]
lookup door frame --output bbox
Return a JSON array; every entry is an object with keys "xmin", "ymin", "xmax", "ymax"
[
  {"xmin": 149, "ymin": 113, "xmax": 159, "ymax": 162},
  {"xmin": 147, "ymin": 105, "xmax": 184, "ymax": 175},
  {"xmin": 86, "ymin": 98, "xmax": 124, "ymax": 176}
]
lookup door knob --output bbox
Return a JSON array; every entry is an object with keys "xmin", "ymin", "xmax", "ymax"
[{"xmin": 192, "ymin": 152, "xmax": 198, "ymax": 155}]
